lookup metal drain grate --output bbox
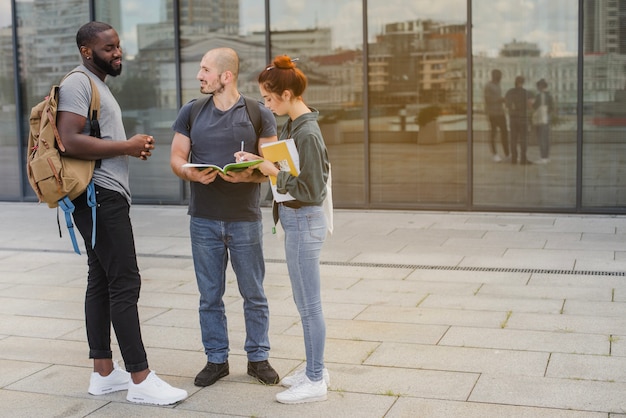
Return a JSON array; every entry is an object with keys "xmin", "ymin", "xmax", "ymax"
[
  {"xmin": 265, "ymin": 258, "xmax": 626, "ymax": 276},
  {"xmin": 11, "ymin": 247, "xmax": 625, "ymax": 277}
]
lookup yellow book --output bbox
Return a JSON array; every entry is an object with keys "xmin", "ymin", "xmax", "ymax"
[
  {"xmin": 182, "ymin": 159, "xmax": 263, "ymax": 175},
  {"xmin": 261, "ymin": 139, "xmax": 300, "ymax": 202}
]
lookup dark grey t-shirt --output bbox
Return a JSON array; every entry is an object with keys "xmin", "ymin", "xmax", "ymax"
[
  {"xmin": 58, "ymin": 65, "xmax": 131, "ymax": 204},
  {"xmin": 172, "ymin": 95, "xmax": 277, "ymax": 222}
]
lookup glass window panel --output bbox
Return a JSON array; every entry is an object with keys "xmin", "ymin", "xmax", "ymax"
[
  {"xmin": 95, "ymin": 0, "xmax": 180, "ymax": 203},
  {"xmin": 582, "ymin": 0, "xmax": 626, "ymax": 208},
  {"xmin": 0, "ymin": 0, "xmax": 20, "ymax": 199},
  {"xmin": 16, "ymin": 0, "xmax": 90, "ymax": 201},
  {"xmin": 177, "ymin": 0, "xmax": 267, "ymax": 202},
  {"xmin": 269, "ymin": 0, "xmax": 365, "ymax": 207},
  {"xmin": 367, "ymin": 0, "xmax": 468, "ymax": 206},
  {"xmin": 472, "ymin": 0, "xmax": 578, "ymax": 209}
]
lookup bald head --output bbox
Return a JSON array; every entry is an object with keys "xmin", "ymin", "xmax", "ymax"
[{"xmin": 204, "ymin": 48, "xmax": 239, "ymax": 81}]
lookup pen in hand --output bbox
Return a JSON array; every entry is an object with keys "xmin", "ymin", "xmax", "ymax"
[{"xmin": 239, "ymin": 141, "xmax": 245, "ymax": 161}]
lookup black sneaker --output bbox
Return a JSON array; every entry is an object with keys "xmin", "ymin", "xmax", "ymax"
[
  {"xmin": 194, "ymin": 361, "xmax": 229, "ymax": 387},
  {"xmin": 247, "ymin": 360, "xmax": 279, "ymax": 385}
]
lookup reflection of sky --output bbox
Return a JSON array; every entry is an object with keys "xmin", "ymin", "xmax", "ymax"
[
  {"xmin": 3, "ymin": 0, "xmax": 578, "ymax": 57},
  {"xmin": 241, "ymin": 0, "xmax": 577, "ymax": 56},
  {"xmin": 0, "ymin": 1, "xmax": 12, "ymax": 27}
]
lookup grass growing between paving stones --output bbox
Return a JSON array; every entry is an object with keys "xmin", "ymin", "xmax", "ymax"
[{"xmin": 500, "ymin": 310, "xmax": 512, "ymax": 328}]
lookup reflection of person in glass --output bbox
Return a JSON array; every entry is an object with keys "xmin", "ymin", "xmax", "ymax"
[
  {"xmin": 484, "ymin": 69, "xmax": 510, "ymax": 162},
  {"xmin": 170, "ymin": 47, "xmax": 280, "ymax": 388},
  {"xmin": 505, "ymin": 76, "xmax": 534, "ymax": 165},
  {"xmin": 237, "ymin": 55, "xmax": 331, "ymax": 405},
  {"xmin": 532, "ymin": 79, "xmax": 554, "ymax": 164}
]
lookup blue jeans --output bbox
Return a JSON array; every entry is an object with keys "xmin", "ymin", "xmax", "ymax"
[
  {"xmin": 190, "ymin": 216, "xmax": 270, "ymax": 363},
  {"xmin": 279, "ymin": 204, "xmax": 327, "ymax": 382},
  {"xmin": 73, "ymin": 186, "xmax": 148, "ymax": 373},
  {"xmin": 535, "ymin": 124, "xmax": 550, "ymax": 159}
]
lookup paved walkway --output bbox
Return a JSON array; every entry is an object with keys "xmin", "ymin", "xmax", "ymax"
[{"xmin": 1, "ymin": 202, "xmax": 626, "ymax": 417}]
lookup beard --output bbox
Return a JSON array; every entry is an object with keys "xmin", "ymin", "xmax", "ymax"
[
  {"xmin": 202, "ymin": 81, "xmax": 225, "ymax": 95},
  {"xmin": 92, "ymin": 52, "xmax": 122, "ymax": 77}
]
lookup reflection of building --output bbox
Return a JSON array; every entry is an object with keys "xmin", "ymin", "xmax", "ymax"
[
  {"xmin": 368, "ymin": 19, "xmax": 467, "ymax": 107},
  {"xmin": 16, "ymin": 0, "xmax": 122, "ymax": 101},
  {"xmin": 499, "ymin": 40, "xmax": 540, "ymax": 57},
  {"xmin": 165, "ymin": 0, "xmax": 239, "ymax": 35},
  {"xmin": 584, "ymin": 0, "xmax": 626, "ymax": 54},
  {"xmin": 249, "ymin": 28, "xmax": 332, "ymax": 58}
]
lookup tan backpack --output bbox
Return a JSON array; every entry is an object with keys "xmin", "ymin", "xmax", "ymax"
[{"xmin": 26, "ymin": 71, "xmax": 101, "ymax": 254}]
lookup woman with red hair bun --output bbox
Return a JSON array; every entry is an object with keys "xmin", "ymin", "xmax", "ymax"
[{"xmin": 237, "ymin": 55, "xmax": 331, "ymax": 404}]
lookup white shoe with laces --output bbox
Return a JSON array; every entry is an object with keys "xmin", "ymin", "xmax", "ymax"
[
  {"xmin": 88, "ymin": 360, "xmax": 130, "ymax": 395},
  {"xmin": 276, "ymin": 375, "xmax": 327, "ymax": 404},
  {"xmin": 126, "ymin": 371, "xmax": 188, "ymax": 405},
  {"xmin": 280, "ymin": 367, "xmax": 330, "ymax": 388}
]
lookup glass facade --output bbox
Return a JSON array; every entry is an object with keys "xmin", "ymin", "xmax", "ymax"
[{"xmin": 2, "ymin": 0, "xmax": 625, "ymax": 213}]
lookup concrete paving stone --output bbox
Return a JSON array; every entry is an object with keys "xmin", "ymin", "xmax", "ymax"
[
  {"xmin": 365, "ymin": 342, "xmax": 549, "ymax": 377},
  {"xmin": 401, "ymin": 243, "xmax": 507, "ymax": 258},
  {"xmin": 406, "ymin": 269, "xmax": 532, "ymax": 285},
  {"xmin": 547, "ymin": 352, "xmax": 626, "ymax": 383},
  {"xmin": 389, "ymin": 227, "xmax": 488, "ymax": 243},
  {"xmin": 0, "ymin": 336, "xmax": 93, "ymax": 367},
  {"xmin": 328, "ymin": 363, "xmax": 478, "ymax": 400},
  {"xmin": 0, "ymin": 389, "xmax": 106, "ymax": 418},
  {"xmin": 470, "ymin": 373, "xmax": 626, "ymax": 413},
  {"xmin": 385, "ymin": 397, "xmax": 608, "ymax": 418},
  {"xmin": 0, "ymin": 283, "xmax": 84, "ymax": 303},
  {"xmin": 136, "ymin": 290, "xmax": 205, "ymax": 310},
  {"xmin": 0, "ymin": 360, "xmax": 49, "ymax": 387},
  {"xmin": 0, "ymin": 313, "xmax": 82, "ymax": 339},
  {"xmin": 609, "ymin": 335, "xmax": 626, "ymax": 357},
  {"xmin": 0, "ymin": 264, "xmax": 84, "ymax": 286},
  {"xmin": 319, "ymin": 264, "xmax": 414, "ymax": 281},
  {"xmin": 443, "ymin": 235, "xmax": 546, "ymax": 250},
  {"xmin": 355, "ymin": 305, "xmax": 509, "ymax": 329},
  {"xmin": 179, "ymin": 380, "xmax": 396, "ymax": 418},
  {"xmin": 459, "ymin": 252, "xmax": 577, "ymax": 270},
  {"xmin": 140, "ymin": 323, "xmax": 204, "ymax": 352},
  {"xmin": 301, "ymin": 318, "xmax": 449, "ymax": 345},
  {"xmin": 476, "ymin": 283, "xmax": 610, "ymax": 302},
  {"xmin": 420, "ymin": 294, "xmax": 564, "ymax": 314},
  {"xmin": 88, "ymin": 402, "xmax": 222, "ymax": 418},
  {"xmin": 574, "ymin": 258, "xmax": 626, "ymax": 273},
  {"xmin": 548, "ymin": 232, "xmax": 626, "ymax": 251},
  {"xmin": 142, "ymin": 308, "xmax": 199, "ymax": 330},
  {"xmin": 563, "ymin": 300, "xmax": 626, "ymax": 317},
  {"xmin": 322, "ymin": 286, "xmax": 431, "ymax": 307},
  {"xmin": 440, "ymin": 326, "xmax": 609, "ymax": 355},
  {"xmin": 350, "ymin": 277, "xmax": 481, "ymax": 297},
  {"xmin": 528, "ymin": 273, "xmax": 626, "ymax": 288},
  {"xmin": 1, "ymin": 298, "xmax": 83, "ymax": 320},
  {"xmin": 351, "ymin": 251, "xmax": 464, "ymax": 268},
  {"xmin": 505, "ymin": 311, "xmax": 626, "ymax": 335},
  {"xmin": 525, "ymin": 217, "xmax": 619, "ymax": 234}
]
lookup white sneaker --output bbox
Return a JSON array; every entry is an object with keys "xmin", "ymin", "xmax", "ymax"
[
  {"xmin": 280, "ymin": 367, "xmax": 330, "ymax": 388},
  {"xmin": 492, "ymin": 154, "xmax": 502, "ymax": 162},
  {"xmin": 126, "ymin": 371, "xmax": 188, "ymax": 405},
  {"xmin": 276, "ymin": 375, "xmax": 327, "ymax": 404},
  {"xmin": 88, "ymin": 360, "xmax": 130, "ymax": 395}
]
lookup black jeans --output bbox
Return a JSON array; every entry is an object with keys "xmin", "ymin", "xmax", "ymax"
[
  {"xmin": 488, "ymin": 114, "xmax": 509, "ymax": 156},
  {"xmin": 73, "ymin": 185, "xmax": 148, "ymax": 372}
]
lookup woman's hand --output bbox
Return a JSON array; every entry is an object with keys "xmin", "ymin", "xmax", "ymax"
[{"xmin": 234, "ymin": 151, "xmax": 280, "ymax": 177}]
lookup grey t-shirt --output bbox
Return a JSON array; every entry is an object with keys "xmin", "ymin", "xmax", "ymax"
[{"xmin": 58, "ymin": 65, "xmax": 131, "ymax": 204}]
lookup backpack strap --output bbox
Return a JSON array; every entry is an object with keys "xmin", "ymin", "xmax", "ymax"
[
  {"xmin": 188, "ymin": 94, "xmax": 263, "ymax": 142},
  {"xmin": 57, "ymin": 71, "xmax": 101, "ymax": 254}
]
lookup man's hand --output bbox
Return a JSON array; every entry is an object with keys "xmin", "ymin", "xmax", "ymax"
[
  {"xmin": 220, "ymin": 167, "xmax": 263, "ymax": 183},
  {"xmin": 184, "ymin": 166, "xmax": 219, "ymax": 185},
  {"xmin": 128, "ymin": 134, "xmax": 155, "ymax": 160}
]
